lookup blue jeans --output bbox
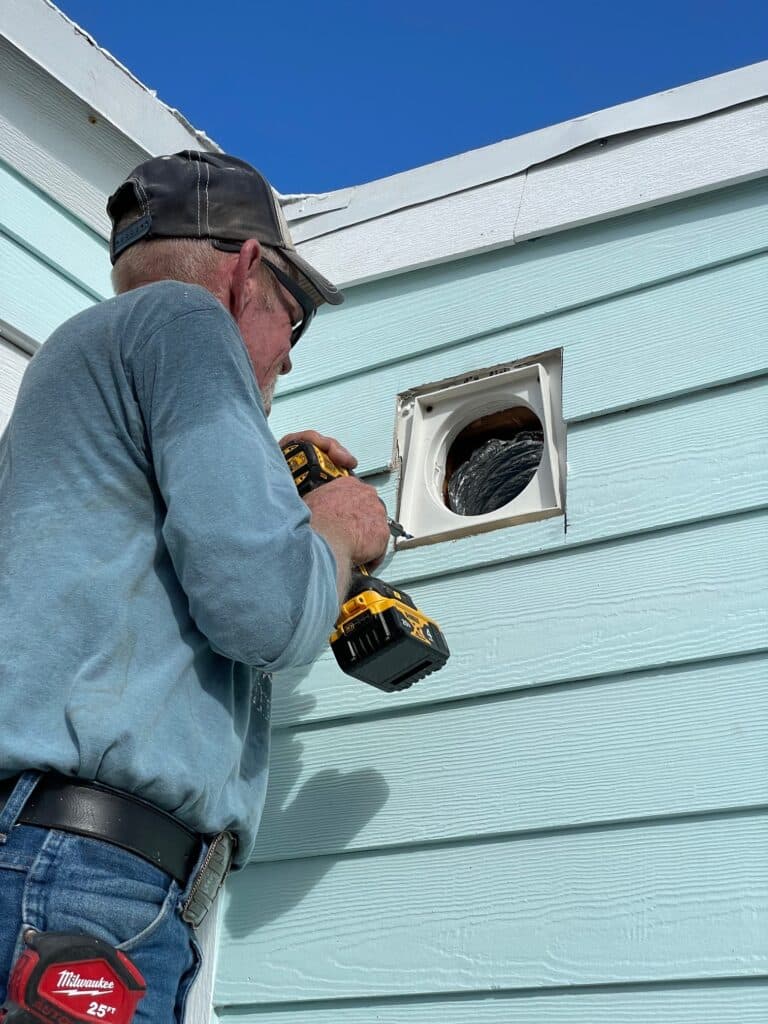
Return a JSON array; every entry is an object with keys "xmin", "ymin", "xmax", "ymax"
[{"xmin": 0, "ymin": 773, "xmax": 203, "ymax": 1022}]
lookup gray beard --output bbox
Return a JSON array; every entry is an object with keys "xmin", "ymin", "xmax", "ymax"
[{"xmin": 260, "ymin": 378, "xmax": 276, "ymax": 416}]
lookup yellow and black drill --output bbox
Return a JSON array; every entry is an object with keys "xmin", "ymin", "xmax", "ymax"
[{"xmin": 282, "ymin": 441, "xmax": 450, "ymax": 692}]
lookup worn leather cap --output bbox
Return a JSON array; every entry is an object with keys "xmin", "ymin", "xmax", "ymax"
[{"xmin": 107, "ymin": 150, "xmax": 343, "ymax": 307}]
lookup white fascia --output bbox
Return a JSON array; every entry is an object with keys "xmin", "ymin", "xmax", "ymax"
[
  {"xmin": 293, "ymin": 92, "xmax": 768, "ymax": 289},
  {"xmin": 0, "ymin": 0, "xmax": 219, "ymax": 157},
  {"xmin": 287, "ymin": 60, "xmax": 768, "ymax": 241}
]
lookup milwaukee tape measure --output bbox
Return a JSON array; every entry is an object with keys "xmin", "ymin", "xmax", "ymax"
[{"xmin": 1, "ymin": 930, "xmax": 146, "ymax": 1023}]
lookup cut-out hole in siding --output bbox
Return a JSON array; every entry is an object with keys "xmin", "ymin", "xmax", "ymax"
[{"xmin": 394, "ymin": 351, "xmax": 565, "ymax": 547}]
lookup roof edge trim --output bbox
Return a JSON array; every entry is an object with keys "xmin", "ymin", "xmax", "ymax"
[
  {"xmin": 288, "ymin": 59, "xmax": 768, "ymax": 241},
  {"xmin": 293, "ymin": 98, "xmax": 768, "ymax": 291},
  {"xmin": 0, "ymin": 0, "xmax": 221, "ymax": 157}
]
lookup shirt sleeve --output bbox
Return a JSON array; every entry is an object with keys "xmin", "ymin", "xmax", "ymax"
[{"xmin": 130, "ymin": 301, "xmax": 339, "ymax": 672}]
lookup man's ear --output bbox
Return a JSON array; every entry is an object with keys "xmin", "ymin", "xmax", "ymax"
[{"xmin": 229, "ymin": 239, "xmax": 263, "ymax": 319}]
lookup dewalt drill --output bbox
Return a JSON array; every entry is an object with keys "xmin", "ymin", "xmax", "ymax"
[{"xmin": 282, "ymin": 441, "xmax": 450, "ymax": 692}]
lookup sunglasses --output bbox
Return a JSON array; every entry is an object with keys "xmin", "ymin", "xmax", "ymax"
[{"xmin": 261, "ymin": 257, "xmax": 316, "ymax": 347}]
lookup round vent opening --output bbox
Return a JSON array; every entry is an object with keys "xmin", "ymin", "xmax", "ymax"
[{"xmin": 444, "ymin": 406, "xmax": 544, "ymax": 517}]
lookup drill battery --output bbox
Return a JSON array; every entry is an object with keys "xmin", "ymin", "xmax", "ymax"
[
  {"xmin": 331, "ymin": 572, "xmax": 449, "ymax": 692},
  {"xmin": 282, "ymin": 441, "xmax": 450, "ymax": 691}
]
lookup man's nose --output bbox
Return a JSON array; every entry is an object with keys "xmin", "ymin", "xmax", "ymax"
[{"xmin": 280, "ymin": 354, "xmax": 292, "ymax": 375}]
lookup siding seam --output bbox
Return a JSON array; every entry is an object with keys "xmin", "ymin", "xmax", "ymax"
[
  {"xmin": 0, "ymin": 225, "xmax": 105, "ymax": 304},
  {"xmin": 244, "ymin": 804, "xmax": 768, "ymax": 869},
  {"xmin": 269, "ymin": 647, "xmax": 768, "ymax": 735},
  {"xmin": 387, "ymin": 503, "xmax": 768, "ymax": 589},
  {"xmin": 275, "ymin": 243, "xmax": 768, "ymax": 401},
  {"xmin": 215, "ymin": 975, "xmax": 768, "ymax": 1015}
]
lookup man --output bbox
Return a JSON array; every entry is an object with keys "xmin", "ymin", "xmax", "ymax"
[{"xmin": 0, "ymin": 151, "xmax": 389, "ymax": 1020}]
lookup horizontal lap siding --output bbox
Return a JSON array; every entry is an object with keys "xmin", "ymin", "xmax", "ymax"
[
  {"xmin": 269, "ymin": 511, "xmax": 767, "ymax": 724},
  {"xmin": 254, "ymin": 653, "xmax": 768, "ymax": 861},
  {"xmin": 0, "ymin": 168, "xmax": 107, "ymax": 425},
  {"xmin": 271, "ymin": 251, "xmax": 768, "ymax": 472},
  {"xmin": 369, "ymin": 375, "xmax": 768, "ymax": 582},
  {"xmin": 270, "ymin": 377, "xmax": 768, "ymax": 725},
  {"xmin": 218, "ymin": 814, "xmax": 768, "ymax": 1003},
  {"xmin": 215, "ymin": 181, "xmax": 768, "ymax": 1018},
  {"xmin": 0, "ymin": 165, "xmax": 107, "ymax": 350},
  {"xmin": 282, "ymin": 176, "xmax": 768, "ymax": 397},
  {"xmin": 218, "ymin": 982, "xmax": 768, "ymax": 1023},
  {"xmin": 0, "ymin": 231, "xmax": 95, "ymax": 343},
  {"xmin": 0, "ymin": 158, "xmax": 111, "ymax": 299}
]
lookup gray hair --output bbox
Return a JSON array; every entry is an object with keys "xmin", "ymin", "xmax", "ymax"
[{"xmin": 110, "ymin": 232, "xmax": 291, "ymax": 299}]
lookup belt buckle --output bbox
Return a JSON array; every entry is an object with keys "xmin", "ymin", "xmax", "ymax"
[{"xmin": 181, "ymin": 831, "xmax": 236, "ymax": 928}]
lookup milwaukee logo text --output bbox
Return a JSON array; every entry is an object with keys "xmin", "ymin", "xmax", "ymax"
[{"xmin": 54, "ymin": 969, "xmax": 116, "ymax": 996}]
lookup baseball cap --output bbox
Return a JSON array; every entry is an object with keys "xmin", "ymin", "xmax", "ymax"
[{"xmin": 106, "ymin": 151, "xmax": 344, "ymax": 307}]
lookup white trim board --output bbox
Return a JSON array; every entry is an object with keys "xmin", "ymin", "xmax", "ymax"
[
  {"xmin": 0, "ymin": 35, "xmax": 169, "ymax": 239},
  {"xmin": 0, "ymin": 336, "xmax": 30, "ymax": 434},
  {"xmin": 0, "ymin": 0, "xmax": 218, "ymax": 160},
  {"xmin": 0, "ymin": 4, "xmax": 220, "ymax": 239},
  {"xmin": 296, "ymin": 97, "xmax": 768, "ymax": 289},
  {"xmin": 184, "ymin": 897, "xmax": 222, "ymax": 1024},
  {"xmin": 0, "ymin": 1, "xmax": 284, "ymax": 241},
  {"xmin": 286, "ymin": 60, "xmax": 768, "ymax": 239},
  {"xmin": 3, "ymin": 4, "xmax": 766, "ymax": 284},
  {"xmin": 0, "ymin": 319, "xmax": 39, "ymax": 358}
]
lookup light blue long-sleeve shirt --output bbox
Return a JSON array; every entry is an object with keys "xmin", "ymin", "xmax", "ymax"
[{"xmin": 0, "ymin": 281, "xmax": 339, "ymax": 864}]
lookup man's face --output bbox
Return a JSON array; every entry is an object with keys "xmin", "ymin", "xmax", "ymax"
[{"xmin": 236, "ymin": 271, "xmax": 298, "ymax": 415}]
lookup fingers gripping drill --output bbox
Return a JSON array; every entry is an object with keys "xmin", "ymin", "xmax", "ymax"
[{"xmin": 282, "ymin": 441, "xmax": 450, "ymax": 692}]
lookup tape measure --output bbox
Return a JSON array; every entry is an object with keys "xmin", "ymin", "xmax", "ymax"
[{"xmin": 1, "ymin": 930, "xmax": 146, "ymax": 1024}]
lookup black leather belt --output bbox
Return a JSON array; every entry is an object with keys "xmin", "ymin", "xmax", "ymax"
[{"xmin": 0, "ymin": 774, "xmax": 201, "ymax": 886}]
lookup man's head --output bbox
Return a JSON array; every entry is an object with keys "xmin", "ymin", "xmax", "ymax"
[{"xmin": 106, "ymin": 151, "xmax": 344, "ymax": 413}]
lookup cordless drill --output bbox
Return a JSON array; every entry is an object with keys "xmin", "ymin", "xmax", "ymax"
[{"xmin": 282, "ymin": 441, "xmax": 450, "ymax": 692}]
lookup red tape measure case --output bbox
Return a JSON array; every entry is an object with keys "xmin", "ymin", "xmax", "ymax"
[{"xmin": 2, "ymin": 931, "xmax": 146, "ymax": 1024}]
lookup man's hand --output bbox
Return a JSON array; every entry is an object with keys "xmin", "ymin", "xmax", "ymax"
[
  {"xmin": 278, "ymin": 430, "xmax": 386, "ymax": 600},
  {"xmin": 278, "ymin": 430, "xmax": 357, "ymax": 471},
  {"xmin": 303, "ymin": 476, "xmax": 390, "ymax": 601}
]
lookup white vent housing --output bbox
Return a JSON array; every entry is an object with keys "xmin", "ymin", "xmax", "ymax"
[{"xmin": 394, "ymin": 351, "xmax": 565, "ymax": 547}]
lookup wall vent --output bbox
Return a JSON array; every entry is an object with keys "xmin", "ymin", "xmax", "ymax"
[{"xmin": 394, "ymin": 350, "xmax": 565, "ymax": 547}]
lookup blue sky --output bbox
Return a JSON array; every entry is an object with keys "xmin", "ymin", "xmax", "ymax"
[{"xmin": 57, "ymin": 0, "xmax": 767, "ymax": 195}]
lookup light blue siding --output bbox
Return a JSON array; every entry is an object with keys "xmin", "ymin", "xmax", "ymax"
[
  {"xmin": 220, "ymin": 814, "xmax": 768, "ymax": 1001},
  {"xmin": 273, "ymin": 250, "xmax": 768, "ymax": 472},
  {"xmin": 0, "ymin": 159, "xmax": 111, "ymax": 298},
  {"xmin": 217, "ymin": 984, "xmax": 768, "ymax": 1024},
  {"xmin": 338, "ymin": 376, "xmax": 768, "ymax": 590},
  {"xmin": 282, "ymin": 176, "xmax": 768, "ymax": 397},
  {"xmin": 216, "ymin": 177, "xmax": 768, "ymax": 1020},
  {"xmin": 251, "ymin": 653, "xmax": 768, "ymax": 862},
  {"xmin": 0, "ymin": 157, "xmax": 108, "ymax": 345},
  {"xmin": 0, "ymin": 232, "xmax": 96, "ymax": 341},
  {"xmin": 269, "ymin": 511, "xmax": 767, "ymax": 725}
]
